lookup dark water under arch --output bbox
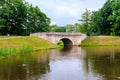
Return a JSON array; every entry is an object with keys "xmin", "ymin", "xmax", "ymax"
[{"xmin": 60, "ymin": 38, "xmax": 73, "ymax": 48}]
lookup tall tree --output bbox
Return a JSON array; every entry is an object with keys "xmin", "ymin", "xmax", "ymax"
[
  {"xmin": 0, "ymin": 0, "xmax": 50, "ymax": 35},
  {"xmin": 78, "ymin": 8, "xmax": 91, "ymax": 34},
  {"xmin": 88, "ymin": 0, "xmax": 113, "ymax": 36},
  {"xmin": 107, "ymin": 0, "xmax": 120, "ymax": 35},
  {"xmin": 89, "ymin": 11, "xmax": 103, "ymax": 35},
  {"xmin": 100, "ymin": 0, "xmax": 112, "ymax": 35},
  {"xmin": 26, "ymin": 6, "xmax": 50, "ymax": 34},
  {"xmin": 78, "ymin": 0, "xmax": 120, "ymax": 36}
]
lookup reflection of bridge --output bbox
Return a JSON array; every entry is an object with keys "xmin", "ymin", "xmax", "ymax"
[{"xmin": 30, "ymin": 32, "xmax": 87, "ymax": 46}]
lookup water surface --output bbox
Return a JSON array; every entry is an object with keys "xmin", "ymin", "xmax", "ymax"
[{"xmin": 0, "ymin": 47, "xmax": 120, "ymax": 80}]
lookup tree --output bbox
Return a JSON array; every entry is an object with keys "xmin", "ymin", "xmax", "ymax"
[
  {"xmin": 78, "ymin": 0, "xmax": 120, "ymax": 36},
  {"xmin": 0, "ymin": 0, "xmax": 50, "ymax": 35},
  {"xmin": 87, "ymin": 0, "xmax": 113, "ymax": 36},
  {"xmin": 100, "ymin": 0, "xmax": 112, "ymax": 35},
  {"xmin": 50, "ymin": 25, "xmax": 66, "ymax": 32},
  {"xmin": 89, "ymin": 11, "xmax": 103, "ymax": 35},
  {"xmin": 89, "ymin": 0, "xmax": 120, "ymax": 36},
  {"xmin": 78, "ymin": 8, "xmax": 91, "ymax": 34},
  {"xmin": 66, "ymin": 24, "xmax": 77, "ymax": 32},
  {"xmin": 107, "ymin": 0, "xmax": 120, "ymax": 35},
  {"xmin": 77, "ymin": 24, "xmax": 85, "ymax": 33},
  {"xmin": 26, "ymin": 6, "xmax": 50, "ymax": 34}
]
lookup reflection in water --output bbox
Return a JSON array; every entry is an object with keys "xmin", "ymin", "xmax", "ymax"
[
  {"xmin": 0, "ymin": 51, "xmax": 50, "ymax": 80},
  {"xmin": 61, "ymin": 45, "xmax": 73, "ymax": 51},
  {"xmin": 0, "ymin": 47, "xmax": 120, "ymax": 80},
  {"xmin": 83, "ymin": 47, "xmax": 120, "ymax": 80},
  {"xmin": 60, "ymin": 45, "xmax": 73, "ymax": 56}
]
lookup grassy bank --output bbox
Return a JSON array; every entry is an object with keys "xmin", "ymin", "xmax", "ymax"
[
  {"xmin": 0, "ymin": 36, "xmax": 57, "ymax": 56},
  {"xmin": 80, "ymin": 36, "xmax": 120, "ymax": 46}
]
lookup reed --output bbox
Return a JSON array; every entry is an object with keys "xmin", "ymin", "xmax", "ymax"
[
  {"xmin": 0, "ymin": 47, "xmax": 17, "ymax": 56},
  {"xmin": 19, "ymin": 45, "xmax": 33, "ymax": 53}
]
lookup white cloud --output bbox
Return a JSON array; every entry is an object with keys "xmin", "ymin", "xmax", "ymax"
[
  {"xmin": 55, "ymin": 5, "xmax": 80, "ymax": 18},
  {"xmin": 50, "ymin": 21, "xmax": 57, "ymax": 26},
  {"xmin": 25, "ymin": 0, "xmax": 106, "ymax": 26},
  {"xmin": 87, "ymin": 8, "xmax": 101, "ymax": 12}
]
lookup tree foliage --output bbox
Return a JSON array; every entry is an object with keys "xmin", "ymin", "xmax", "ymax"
[
  {"xmin": 89, "ymin": 11, "xmax": 103, "ymax": 35},
  {"xmin": 78, "ymin": 8, "xmax": 91, "ymax": 34},
  {"xmin": 107, "ymin": 0, "xmax": 120, "ymax": 35},
  {"xmin": 78, "ymin": 0, "xmax": 120, "ymax": 36},
  {"xmin": 50, "ymin": 25, "xmax": 66, "ymax": 32},
  {"xmin": 0, "ymin": 0, "xmax": 50, "ymax": 35},
  {"xmin": 66, "ymin": 24, "xmax": 77, "ymax": 32}
]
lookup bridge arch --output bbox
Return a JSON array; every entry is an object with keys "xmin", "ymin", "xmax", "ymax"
[
  {"xmin": 60, "ymin": 38, "xmax": 73, "ymax": 47},
  {"xmin": 30, "ymin": 32, "xmax": 87, "ymax": 46}
]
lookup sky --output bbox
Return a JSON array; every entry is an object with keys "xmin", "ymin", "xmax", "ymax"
[{"xmin": 25, "ymin": 0, "xmax": 106, "ymax": 26}]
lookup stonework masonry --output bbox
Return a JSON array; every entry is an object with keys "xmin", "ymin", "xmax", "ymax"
[{"xmin": 30, "ymin": 32, "xmax": 87, "ymax": 46}]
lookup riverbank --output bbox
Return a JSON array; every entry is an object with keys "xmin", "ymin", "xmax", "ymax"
[
  {"xmin": 0, "ymin": 36, "xmax": 57, "ymax": 56},
  {"xmin": 80, "ymin": 36, "xmax": 120, "ymax": 46}
]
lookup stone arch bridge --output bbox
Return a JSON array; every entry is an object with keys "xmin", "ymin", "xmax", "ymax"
[{"xmin": 30, "ymin": 32, "xmax": 87, "ymax": 46}]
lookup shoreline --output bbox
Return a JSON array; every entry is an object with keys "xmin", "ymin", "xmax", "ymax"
[{"xmin": 0, "ymin": 36, "xmax": 57, "ymax": 56}]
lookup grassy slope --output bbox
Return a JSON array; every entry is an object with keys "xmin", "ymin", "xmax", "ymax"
[
  {"xmin": 80, "ymin": 36, "xmax": 120, "ymax": 46},
  {"xmin": 0, "ymin": 36, "xmax": 57, "ymax": 50}
]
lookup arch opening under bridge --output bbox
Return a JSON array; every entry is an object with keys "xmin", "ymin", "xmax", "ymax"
[
  {"xmin": 30, "ymin": 32, "xmax": 87, "ymax": 46},
  {"xmin": 60, "ymin": 38, "xmax": 73, "ymax": 47}
]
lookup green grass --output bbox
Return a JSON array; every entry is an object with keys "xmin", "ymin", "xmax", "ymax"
[
  {"xmin": 0, "ymin": 47, "xmax": 18, "ymax": 56},
  {"xmin": 0, "ymin": 45, "xmax": 33, "ymax": 56},
  {"xmin": 80, "ymin": 36, "xmax": 120, "ymax": 46},
  {"xmin": 19, "ymin": 45, "xmax": 33, "ymax": 53},
  {"xmin": 57, "ymin": 40, "xmax": 64, "ymax": 49},
  {"xmin": 0, "ymin": 36, "xmax": 57, "ymax": 56}
]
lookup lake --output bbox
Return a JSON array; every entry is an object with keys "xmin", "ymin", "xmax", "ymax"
[{"xmin": 0, "ymin": 46, "xmax": 120, "ymax": 80}]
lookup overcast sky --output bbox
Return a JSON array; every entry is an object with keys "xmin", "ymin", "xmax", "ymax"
[{"xmin": 25, "ymin": 0, "xmax": 106, "ymax": 26}]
